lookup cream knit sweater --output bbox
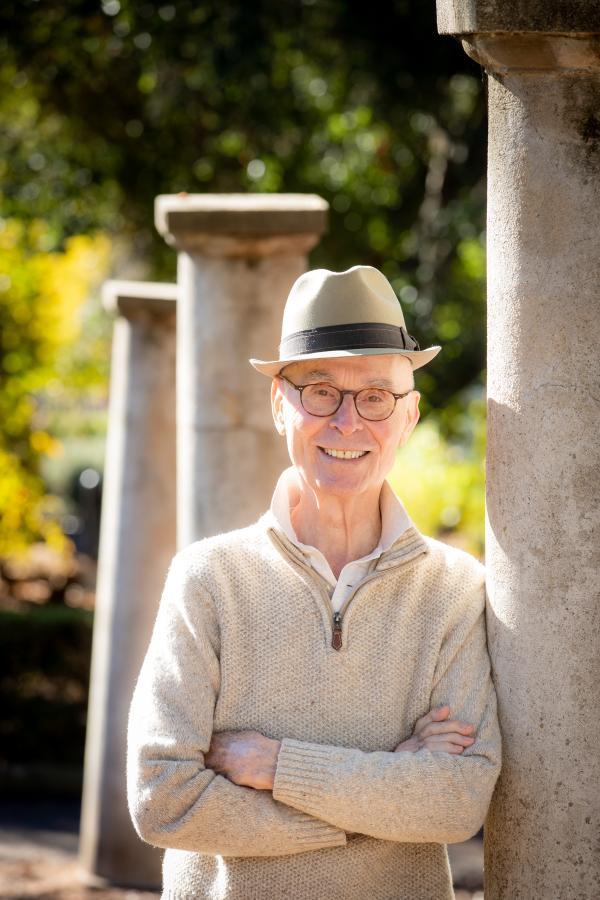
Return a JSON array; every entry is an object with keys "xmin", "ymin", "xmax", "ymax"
[{"xmin": 127, "ymin": 511, "xmax": 502, "ymax": 900}]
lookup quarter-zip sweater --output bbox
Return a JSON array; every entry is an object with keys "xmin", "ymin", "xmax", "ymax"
[{"xmin": 127, "ymin": 511, "xmax": 502, "ymax": 900}]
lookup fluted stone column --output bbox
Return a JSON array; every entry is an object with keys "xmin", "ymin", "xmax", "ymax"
[
  {"xmin": 79, "ymin": 281, "xmax": 178, "ymax": 889},
  {"xmin": 155, "ymin": 193, "xmax": 328, "ymax": 547},
  {"xmin": 436, "ymin": 4, "xmax": 600, "ymax": 898}
]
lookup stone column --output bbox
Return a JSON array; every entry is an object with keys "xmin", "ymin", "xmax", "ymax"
[
  {"xmin": 436, "ymin": 4, "xmax": 600, "ymax": 898},
  {"xmin": 155, "ymin": 193, "xmax": 328, "ymax": 547},
  {"xmin": 79, "ymin": 281, "xmax": 178, "ymax": 889}
]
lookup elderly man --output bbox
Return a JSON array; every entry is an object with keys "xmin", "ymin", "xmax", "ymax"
[{"xmin": 127, "ymin": 265, "xmax": 502, "ymax": 900}]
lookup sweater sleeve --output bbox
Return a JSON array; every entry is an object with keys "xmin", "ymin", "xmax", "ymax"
[
  {"xmin": 272, "ymin": 566, "xmax": 502, "ymax": 844},
  {"xmin": 126, "ymin": 548, "xmax": 347, "ymax": 857}
]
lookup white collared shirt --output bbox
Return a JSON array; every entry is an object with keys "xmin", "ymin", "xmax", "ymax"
[{"xmin": 270, "ymin": 467, "xmax": 414, "ymax": 613}]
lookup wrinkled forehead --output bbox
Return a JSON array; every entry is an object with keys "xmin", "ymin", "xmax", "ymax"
[{"xmin": 280, "ymin": 354, "xmax": 413, "ymax": 388}]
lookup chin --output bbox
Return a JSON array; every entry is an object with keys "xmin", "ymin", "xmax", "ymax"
[{"xmin": 311, "ymin": 471, "xmax": 370, "ymax": 497}]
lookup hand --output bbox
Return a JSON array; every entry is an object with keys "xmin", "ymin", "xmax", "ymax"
[
  {"xmin": 394, "ymin": 705, "xmax": 476, "ymax": 755},
  {"xmin": 205, "ymin": 729, "xmax": 281, "ymax": 791}
]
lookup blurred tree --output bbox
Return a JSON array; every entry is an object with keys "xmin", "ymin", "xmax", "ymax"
[
  {"xmin": 0, "ymin": 0, "xmax": 487, "ymax": 420},
  {"xmin": 0, "ymin": 219, "xmax": 110, "ymax": 555},
  {"xmin": 389, "ymin": 389, "xmax": 486, "ymax": 558},
  {"xmin": 0, "ymin": 2, "xmax": 491, "ymax": 772}
]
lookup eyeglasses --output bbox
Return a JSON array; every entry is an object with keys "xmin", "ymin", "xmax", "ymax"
[{"xmin": 279, "ymin": 374, "xmax": 412, "ymax": 422}]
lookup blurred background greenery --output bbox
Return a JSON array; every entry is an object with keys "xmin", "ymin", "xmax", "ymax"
[{"xmin": 0, "ymin": 0, "xmax": 486, "ymax": 792}]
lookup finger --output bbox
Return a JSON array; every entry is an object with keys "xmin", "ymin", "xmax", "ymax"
[
  {"xmin": 424, "ymin": 740, "xmax": 467, "ymax": 754},
  {"xmin": 414, "ymin": 705, "xmax": 451, "ymax": 730},
  {"xmin": 423, "ymin": 732, "xmax": 475, "ymax": 748},
  {"xmin": 418, "ymin": 720, "xmax": 475, "ymax": 739}
]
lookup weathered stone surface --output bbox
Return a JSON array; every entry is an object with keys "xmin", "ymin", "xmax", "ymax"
[
  {"xmin": 483, "ymin": 71, "xmax": 600, "ymax": 899},
  {"xmin": 438, "ymin": 1, "xmax": 600, "ymax": 74},
  {"xmin": 79, "ymin": 282, "xmax": 177, "ymax": 889},
  {"xmin": 437, "ymin": 0, "xmax": 600, "ymax": 35},
  {"xmin": 462, "ymin": 33, "xmax": 600, "ymax": 73},
  {"xmin": 437, "ymin": 4, "xmax": 600, "ymax": 898},
  {"xmin": 174, "ymin": 247, "xmax": 313, "ymax": 545},
  {"xmin": 102, "ymin": 279, "xmax": 178, "ymax": 317},
  {"xmin": 156, "ymin": 193, "xmax": 328, "ymax": 255}
]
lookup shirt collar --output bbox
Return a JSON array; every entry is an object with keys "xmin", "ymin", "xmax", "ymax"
[{"xmin": 269, "ymin": 466, "xmax": 414, "ymax": 565}]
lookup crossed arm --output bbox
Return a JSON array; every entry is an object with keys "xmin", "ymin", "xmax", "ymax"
[
  {"xmin": 205, "ymin": 703, "xmax": 477, "ymax": 792},
  {"xmin": 127, "ymin": 555, "xmax": 346, "ymax": 857},
  {"xmin": 206, "ymin": 598, "xmax": 501, "ymax": 845},
  {"xmin": 127, "ymin": 553, "xmax": 502, "ymax": 856}
]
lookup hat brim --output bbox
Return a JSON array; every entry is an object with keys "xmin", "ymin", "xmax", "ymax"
[{"xmin": 249, "ymin": 345, "xmax": 441, "ymax": 378}]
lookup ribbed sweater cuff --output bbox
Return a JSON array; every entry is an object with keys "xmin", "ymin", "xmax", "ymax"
[
  {"xmin": 286, "ymin": 817, "xmax": 347, "ymax": 850},
  {"xmin": 274, "ymin": 739, "xmax": 341, "ymax": 819}
]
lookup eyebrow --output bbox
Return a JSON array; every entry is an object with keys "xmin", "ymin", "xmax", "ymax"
[{"xmin": 298, "ymin": 370, "xmax": 397, "ymax": 391}]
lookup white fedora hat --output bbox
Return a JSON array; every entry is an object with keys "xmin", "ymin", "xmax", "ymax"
[{"xmin": 249, "ymin": 264, "xmax": 441, "ymax": 377}]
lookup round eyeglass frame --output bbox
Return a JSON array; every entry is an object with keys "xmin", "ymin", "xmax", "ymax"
[{"xmin": 279, "ymin": 374, "xmax": 413, "ymax": 422}]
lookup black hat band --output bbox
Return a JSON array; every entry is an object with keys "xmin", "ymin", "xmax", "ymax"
[{"xmin": 279, "ymin": 322, "xmax": 420, "ymax": 357}]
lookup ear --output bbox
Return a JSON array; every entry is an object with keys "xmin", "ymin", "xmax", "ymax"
[
  {"xmin": 398, "ymin": 390, "xmax": 420, "ymax": 448},
  {"xmin": 271, "ymin": 377, "xmax": 286, "ymax": 435}
]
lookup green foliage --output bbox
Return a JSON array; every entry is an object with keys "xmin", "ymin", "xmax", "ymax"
[
  {"xmin": 0, "ymin": 0, "xmax": 487, "ymax": 417},
  {"xmin": 0, "ymin": 60, "xmax": 123, "ymax": 244}
]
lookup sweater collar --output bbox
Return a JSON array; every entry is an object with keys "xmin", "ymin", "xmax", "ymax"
[
  {"xmin": 269, "ymin": 466, "xmax": 415, "ymax": 575},
  {"xmin": 259, "ymin": 508, "xmax": 429, "ymax": 573}
]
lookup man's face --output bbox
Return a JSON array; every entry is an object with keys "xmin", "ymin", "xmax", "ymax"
[{"xmin": 271, "ymin": 354, "xmax": 420, "ymax": 499}]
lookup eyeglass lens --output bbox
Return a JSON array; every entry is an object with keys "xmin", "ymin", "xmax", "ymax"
[{"xmin": 301, "ymin": 383, "xmax": 396, "ymax": 421}]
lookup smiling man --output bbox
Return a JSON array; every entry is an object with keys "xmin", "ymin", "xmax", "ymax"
[
  {"xmin": 127, "ymin": 265, "xmax": 502, "ymax": 900},
  {"xmin": 270, "ymin": 354, "xmax": 418, "ymax": 588}
]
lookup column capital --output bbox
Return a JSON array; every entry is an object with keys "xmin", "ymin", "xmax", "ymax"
[
  {"xmin": 102, "ymin": 280, "xmax": 178, "ymax": 319},
  {"xmin": 437, "ymin": 1, "xmax": 600, "ymax": 35},
  {"xmin": 437, "ymin": 1, "xmax": 600, "ymax": 73},
  {"xmin": 155, "ymin": 193, "xmax": 329, "ymax": 258}
]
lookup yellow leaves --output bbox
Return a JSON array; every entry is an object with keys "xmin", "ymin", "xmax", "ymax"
[
  {"xmin": 26, "ymin": 230, "xmax": 111, "ymax": 346},
  {"xmin": 0, "ymin": 444, "xmax": 69, "ymax": 557},
  {"xmin": 0, "ymin": 219, "xmax": 111, "ymax": 554},
  {"xmin": 30, "ymin": 431, "xmax": 63, "ymax": 457},
  {"xmin": 0, "ymin": 220, "xmax": 111, "ymax": 367}
]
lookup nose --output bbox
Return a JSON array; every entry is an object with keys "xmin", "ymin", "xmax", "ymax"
[{"xmin": 328, "ymin": 393, "xmax": 364, "ymax": 435}]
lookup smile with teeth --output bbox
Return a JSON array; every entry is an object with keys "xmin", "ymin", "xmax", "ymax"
[{"xmin": 320, "ymin": 447, "xmax": 369, "ymax": 459}]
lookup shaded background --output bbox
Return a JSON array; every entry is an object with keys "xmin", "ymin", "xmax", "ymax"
[{"xmin": 0, "ymin": 0, "xmax": 486, "ymax": 835}]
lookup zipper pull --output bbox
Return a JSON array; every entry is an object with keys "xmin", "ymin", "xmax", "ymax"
[{"xmin": 332, "ymin": 612, "xmax": 343, "ymax": 650}]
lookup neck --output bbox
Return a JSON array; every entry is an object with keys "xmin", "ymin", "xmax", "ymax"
[{"xmin": 289, "ymin": 478, "xmax": 383, "ymax": 579}]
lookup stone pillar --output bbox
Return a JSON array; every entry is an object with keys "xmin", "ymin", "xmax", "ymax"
[
  {"xmin": 79, "ymin": 281, "xmax": 178, "ymax": 889},
  {"xmin": 436, "ymin": 4, "xmax": 600, "ymax": 898},
  {"xmin": 155, "ymin": 193, "xmax": 328, "ymax": 547}
]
